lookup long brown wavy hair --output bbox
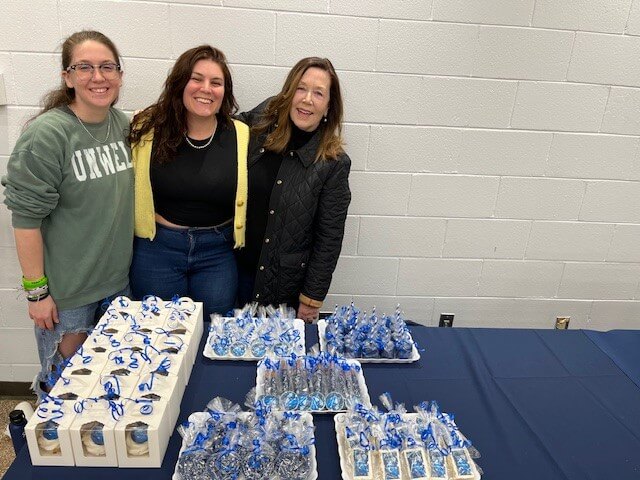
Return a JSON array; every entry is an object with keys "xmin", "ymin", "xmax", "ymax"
[
  {"xmin": 253, "ymin": 57, "xmax": 344, "ymax": 161},
  {"xmin": 30, "ymin": 31, "xmax": 121, "ymax": 124},
  {"xmin": 129, "ymin": 45, "xmax": 238, "ymax": 164}
]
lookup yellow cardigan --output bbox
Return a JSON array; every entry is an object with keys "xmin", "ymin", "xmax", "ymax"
[{"xmin": 131, "ymin": 119, "xmax": 249, "ymax": 248}]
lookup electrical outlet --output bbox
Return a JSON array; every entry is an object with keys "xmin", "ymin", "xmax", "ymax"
[
  {"xmin": 439, "ymin": 313, "xmax": 454, "ymax": 327},
  {"xmin": 555, "ymin": 316, "xmax": 570, "ymax": 329}
]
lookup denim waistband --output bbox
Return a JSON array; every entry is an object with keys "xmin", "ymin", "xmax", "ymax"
[{"xmin": 156, "ymin": 218, "xmax": 233, "ymax": 234}]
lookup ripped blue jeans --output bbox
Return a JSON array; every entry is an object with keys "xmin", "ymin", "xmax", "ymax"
[{"xmin": 33, "ymin": 285, "xmax": 131, "ymax": 399}]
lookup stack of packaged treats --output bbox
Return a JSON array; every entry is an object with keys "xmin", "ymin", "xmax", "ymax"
[
  {"xmin": 205, "ymin": 304, "xmax": 305, "ymax": 359},
  {"xmin": 320, "ymin": 304, "xmax": 418, "ymax": 361},
  {"xmin": 24, "ymin": 295, "xmax": 203, "ymax": 467},
  {"xmin": 174, "ymin": 397, "xmax": 317, "ymax": 480},
  {"xmin": 335, "ymin": 394, "xmax": 482, "ymax": 480},
  {"xmin": 255, "ymin": 349, "xmax": 369, "ymax": 412}
]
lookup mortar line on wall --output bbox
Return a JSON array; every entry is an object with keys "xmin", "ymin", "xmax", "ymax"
[
  {"xmin": 440, "ymin": 219, "xmax": 449, "ymax": 258},
  {"xmin": 541, "ymin": 132, "xmax": 555, "ymax": 178},
  {"xmin": 429, "ymin": 0, "xmax": 435, "ymax": 20},
  {"xmin": 598, "ymin": 87, "xmax": 613, "ymax": 133},
  {"xmin": 490, "ymin": 176, "xmax": 501, "ymax": 218},
  {"xmin": 373, "ymin": 19, "xmax": 381, "ymax": 72},
  {"xmin": 362, "ymin": 125, "xmax": 372, "ymax": 170},
  {"xmin": 523, "ymin": 220, "xmax": 535, "ymax": 260},
  {"xmin": 155, "ymin": 2, "xmax": 640, "ymax": 38},
  {"xmin": 624, "ymin": 0, "xmax": 635, "ymax": 34},
  {"xmin": 273, "ymin": 13, "xmax": 279, "ymax": 64},
  {"xmin": 13, "ymin": 52, "xmax": 640, "ymax": 91},
  {"xmin": 604, "ymin": 224, "xmax": 618, "ymax": 261},
  {"xmin": 564, "ymin": 31, "xmax": 577, "ymax": 81},
  {"xmin": 529, "ymin": 0, "xmax": 537, "ymax": 27},
  {"xmin": 576, "ymin": 180, "xmax": 589, "ymax": 221},
  {"xmin": 555, "ymin": 262, "xmax": 568, "ymax": 298}
]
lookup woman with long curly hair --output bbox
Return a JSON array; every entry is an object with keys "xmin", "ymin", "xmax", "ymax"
[{"xmin": 129, "ymin": 45, "xmax": 249, "ymax": 318}]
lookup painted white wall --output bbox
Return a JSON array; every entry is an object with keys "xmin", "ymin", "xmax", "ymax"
[{"xmin": 2, "ymin": 0, "xmax": 640, "ymax": 381}]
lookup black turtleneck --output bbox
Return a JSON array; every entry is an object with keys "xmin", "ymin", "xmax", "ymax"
[{"xmin": 238, "ymin": 124, "xmax": 316, "ymax": 271}]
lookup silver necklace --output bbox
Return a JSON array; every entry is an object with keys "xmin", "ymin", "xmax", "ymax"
[
  {"xmin": 184, "ymin": 123, "xmax": 216, "ymax": 150},
  {"xmin": 72, "ymin": 108, "xmax": 112, "ymax": 144}
]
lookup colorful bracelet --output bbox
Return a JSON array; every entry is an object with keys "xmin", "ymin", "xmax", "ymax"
[
  {"xmin": 27, "ymin": 292, "xmax": 50, "ymax": 302},
  {"xmin": 22, "ymin": 275, "xmax": 48, "ymax": 290}
]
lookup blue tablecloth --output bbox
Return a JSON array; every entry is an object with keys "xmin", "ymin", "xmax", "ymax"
[{"xmin": 6, "ymin": 326, "xmax": 640, "ymax": 479}]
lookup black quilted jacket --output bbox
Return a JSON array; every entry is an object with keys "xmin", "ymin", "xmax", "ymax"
[{"xmin": 238, "ymin": 99, "xmax": 351, "ymax": 306}]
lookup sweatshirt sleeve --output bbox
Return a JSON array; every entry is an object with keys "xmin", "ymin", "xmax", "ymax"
[{"xmin": 2, "ymin": 146, "xmax": 62, "ymax": 229}]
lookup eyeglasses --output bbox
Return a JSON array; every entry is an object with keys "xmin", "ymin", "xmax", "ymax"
[{"xmin": 66, "ymin": 63, "xmax": 121, "ymax": 80}]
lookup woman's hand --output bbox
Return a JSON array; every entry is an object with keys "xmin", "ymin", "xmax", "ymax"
[
  {"xmin": 298, "ymin": 304, "xmax": 320, "ymax": 324},
  {"xmin": 29, "ymin": 296, "xmax": 59, "ymax": 330}
]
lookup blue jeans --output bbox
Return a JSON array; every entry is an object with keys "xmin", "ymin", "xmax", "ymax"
[
  {"xmin": 34, "ymin": 285, "xmax": 131, "ymax": 399},
  {"xmin": 130, "ymin": 223, "xmax": 237, "ymax": 319},
  {"xmin": 237, "ymin": 266, "xmax": 256, "ymax": 307}
]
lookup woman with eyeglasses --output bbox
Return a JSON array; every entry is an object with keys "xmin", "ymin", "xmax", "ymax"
[
  {"xmin": 128, "ymin": 46, "xmax": 248, "ymax": 319},
  {"xmin": 2, "ymin": 31, "xmax": 133, "ymax": 397},
  {"xmin": 236, "ymin": 57, "xmax": 351, "ymax": 323}
]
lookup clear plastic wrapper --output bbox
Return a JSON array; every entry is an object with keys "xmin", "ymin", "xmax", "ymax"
[
  {"xmin": 318, "ymin": 304, "xmax": 420, "ymax": 363},
  {"xmin": 204, "ymin": 304, "xmax": 305, "ymax": 361},
  {"xmin": 256, "ymin": 353, "xmax": 370, "ymax": 413},
  {"xmin": 173, "ymin": 397, "xmax": 317, "ymax": 480}
]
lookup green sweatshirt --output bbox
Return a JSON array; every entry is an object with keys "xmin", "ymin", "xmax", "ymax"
[{"xmin": 2, "ymin": 106, "xmax": 134, "ymax": 310}]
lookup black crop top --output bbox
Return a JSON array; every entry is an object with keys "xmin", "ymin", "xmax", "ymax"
[{"xmin": 151, "ymin": 122, "xmax": 237, "ymax": 227}]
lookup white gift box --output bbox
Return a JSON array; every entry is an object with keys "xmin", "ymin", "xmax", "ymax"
[
  {"xmin": 86, "ymin": 324, "xmax": 127, "ymax": 352},
  {"xmin": 115, "ymin": 398, "xmax": 172, "ymax": 468},
  {"xmin": 164, "ymin": 300, "xmax": 203, "ymax": 361},
  {"xmin": 64, "ymin": 349, "xmax": 108, "ymax": 377},
  {"xmin": 140, "ymin": 350, "xmax": 188, "ymax": 387},
  {"xmin": 69, "ymin": 401, "xmax": 121, "ymax": 467},
  {"xmin": 153, "ymin": 333, "xmax": 193, "ymax": 381},
  {"xmin": 90, "ymin": 374, "xmax": 139, "ymax": 401},
  {"xmin": 49, "ymin": 374, "xmax": 98, "ymax": 401},
  {"xmin": 25, "ymin": 399, "xmax": 76, "ymax": 466},
  {"xmin": 102, "ymin": 344, "xmax": 157, "ymax": 378},
  {"xmin": 132, "ymin": 371, "xmax": 183, "ymax": 430}
]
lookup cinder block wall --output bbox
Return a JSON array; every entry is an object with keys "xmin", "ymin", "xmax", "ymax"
[{"xmin": 1, "ymin": 0, "xmax": 640, "ymax": 381}]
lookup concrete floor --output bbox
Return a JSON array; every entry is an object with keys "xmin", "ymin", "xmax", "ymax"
[{"xmin": 0, "ymin": 395, "xmax": 36, "ymax": 479}]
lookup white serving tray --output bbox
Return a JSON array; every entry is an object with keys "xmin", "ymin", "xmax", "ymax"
[
  {"xmin": 333, "ymin": 413, "xmax": 481, "ymax": 480},
  {"xmin": 255, "ymin": 357, "xmax": 371, "ymax": 414},
  {"xmin": 203, "ymin": 318, "xmax": 306, "ymax": 361},
  {"xmin": 172, "ymin": 411, "xmax": 318, "ymax": 480},
  {"xmin": 317, "ymin": 320, "xmax": 421, "ymax": 364}
]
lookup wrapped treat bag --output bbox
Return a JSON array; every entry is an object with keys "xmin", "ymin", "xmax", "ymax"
[
  {"xmin": 438, "ymin": 412, "xmax": 481, "ymax": 480},
  {"xmin": 275, "ymin": 412, "xmax": 315, "ymax": 480}
]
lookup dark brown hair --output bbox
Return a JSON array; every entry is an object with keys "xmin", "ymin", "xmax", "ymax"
[
  {"xmin": 254, "ymin": 57, "xmax": 344, "ymax": 161},
  {"xmin": 41, "ymin": 30, "xmax": 122, "ymax": 114},
  {"xmin": 129, "ymin": 45, "xmax": 238, "ymax": 164}
]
